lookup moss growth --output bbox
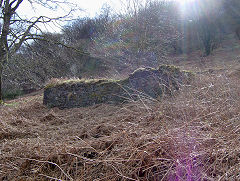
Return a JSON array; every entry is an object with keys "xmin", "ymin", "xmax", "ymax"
[
  {"xmin": 45, "ymin": 78, "xmax": 103, "ymax": 89},
  {"xmin": 158, "ymin": 64, "xmax": 181, "ymax": 73},
  {"xmin": 45, "ymin": 78, "xmax": 124, "ymax": 89},
  {"xmin": 160, "ymin": 64, "xmax": 194, "ymax": 81},
  {"xmin": 129, "ymin": 67, "xmax": 157, "ymax": 76},
  {"xmin": 3, "ymin": 102, "xmax": 20, "ymax": 107}
]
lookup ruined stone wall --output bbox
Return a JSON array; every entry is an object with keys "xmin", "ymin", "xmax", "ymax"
[{"xmin": 43, "ymin": 65, "xmax": 193, "ymax": 108}]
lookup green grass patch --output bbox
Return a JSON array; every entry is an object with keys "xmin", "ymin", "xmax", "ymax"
[
  {"xmin": 3, "ymin": 102, "xmax": 20, "ymax": 107},
  {"xmin": 3, "ymin": 89, "xmax": 24, "ymax": 100}
]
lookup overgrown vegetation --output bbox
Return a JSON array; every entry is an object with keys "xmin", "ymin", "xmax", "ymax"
[
  {"xmin": 1, "ymin": 59, "xmax": 240, "ymax": 180},
  {"xmin": 3, "ymin": 0, "xmax": 240, "ymax": 95},
  {"xmin": 0, "ymin": 0, "xmax": 76, "ymax": 101},
  {"xmin": 1, "ymin": 0, "xmax": 240, "ymax": 180}
]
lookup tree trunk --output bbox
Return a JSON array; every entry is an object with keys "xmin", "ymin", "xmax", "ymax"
[
  {"xmin": 202, "ymin": 33, "xmax": 212, "ymax": 56},
  {"xmin": 204, "ymin": 41, "xmax": 211, "ymax": 56},
  {"xmin": 236, "ymin": 26, "xmax": 240, "ymax": 40},
  {"xmin": 0, "ymin": 64, "xmax": 2, "ymax": 102}
]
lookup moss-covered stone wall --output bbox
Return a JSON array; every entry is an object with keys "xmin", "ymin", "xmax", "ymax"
[{"xmin": 43, "ymin": 65, "xmax": 193, "ymax": 108}]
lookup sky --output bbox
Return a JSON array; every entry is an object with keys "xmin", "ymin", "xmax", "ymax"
[
  {"xmin": 16, "ymin": 0, "xmax": 125, "ymax": 32},
  {"xmin": 18, "ymin": 0, "xmax": 122, "ymax": 18}
]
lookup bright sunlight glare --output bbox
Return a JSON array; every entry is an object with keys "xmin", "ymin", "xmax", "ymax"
[
  {"xmin": 174, "ymin": 0, "xmax": 198, "ymax": 15},
  {"xmin": 175, "ymin": 0, "xmax": 195, "ymax": 5}
]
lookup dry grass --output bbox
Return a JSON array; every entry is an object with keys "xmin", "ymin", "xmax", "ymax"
[{"xmin": 1, "ymin": 65, "xmax": 240, "ymax": 180}]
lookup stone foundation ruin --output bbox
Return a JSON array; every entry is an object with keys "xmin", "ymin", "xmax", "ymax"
[{"xmin": 43, "ymin": 65, "xmax": 193, "ymax": 108}]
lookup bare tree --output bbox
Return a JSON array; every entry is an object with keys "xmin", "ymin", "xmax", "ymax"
[
  {"xmin": 0, "ymin": 0, "xmax": 74, "ymax": 102},
  {"xmin": 91, "ymin": 0, "xmax": 181, "ymax": 64},
  {"xmin": 223, "ymin": 0, "xmax": 240, "ymax": 39},
  {"xmin": 182, "ymin": 0, "xmax": 223, "ymax": 56}
]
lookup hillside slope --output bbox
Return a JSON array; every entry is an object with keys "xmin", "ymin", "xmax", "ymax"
[{"xmin": 1, "ymin": 41, "xmax": 240, "ymax": 180}]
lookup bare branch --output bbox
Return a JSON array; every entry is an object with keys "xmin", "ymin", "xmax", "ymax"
[
  {"xmin": 10, "ymin": 0, "xmax": 23, "ymax": 12},
  {"xmin": 0, "ymin": 0, "xmax": 3, "ymax": 8},
  {"xmin": 10, "ymin": 16, "xmax": 42, "ymax": 54},
  {"xmin": 0, "ymin": 0, "xmax": 76, "ymax": 100}
]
